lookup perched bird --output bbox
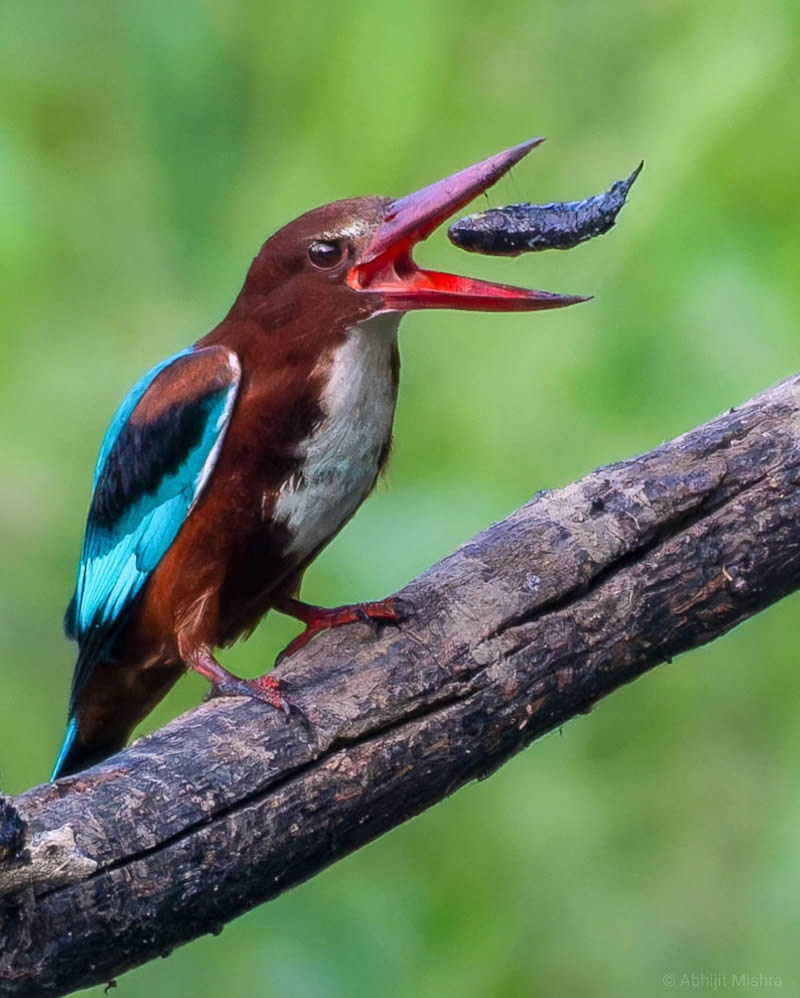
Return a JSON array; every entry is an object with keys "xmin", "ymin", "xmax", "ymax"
[{"xmin": 52, "ymin": 138, "xmax": 584, "ymax": 779}]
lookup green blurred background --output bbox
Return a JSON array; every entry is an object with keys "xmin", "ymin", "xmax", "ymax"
[{"xmin": 2, "ymin": 1, "xmax": 799, "ymax": 994}]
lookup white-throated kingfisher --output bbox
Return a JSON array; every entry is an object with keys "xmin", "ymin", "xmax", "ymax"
[{"xmin": 52, "ymin": 138, "xmax": 585, "ymax": 779}]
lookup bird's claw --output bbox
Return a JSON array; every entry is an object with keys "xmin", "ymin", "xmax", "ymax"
[
  {"xmin": 207, "ymin": 672, "xmax": 291, "ymax": 717},
  {"xmin": 372, "ymin": 595, "xmax": 414, "ymax": 633}
]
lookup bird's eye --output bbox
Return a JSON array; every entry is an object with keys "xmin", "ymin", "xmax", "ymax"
[{"xmin": 307, "ymin": 240, "xmax": 345, "ymax": 270}]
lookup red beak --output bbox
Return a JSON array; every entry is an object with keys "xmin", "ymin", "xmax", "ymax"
[{"xmin": 348, "ymin": 138, "xmax": 588, "ymax": 312}]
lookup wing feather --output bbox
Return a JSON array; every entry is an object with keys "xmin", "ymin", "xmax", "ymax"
[{"xmin": 65, "ymin": 344, "xmax": 241, "ymax": 713}]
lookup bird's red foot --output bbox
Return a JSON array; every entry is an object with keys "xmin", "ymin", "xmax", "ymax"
[
  {"xmin": 190, "ymin": 648, "xmax": 290, "ymax": 715},
  {"xmin": 276, "ymin": 595, "xmax": 412, "ymax": 660},
  {"xmin": 208, "ymin": 672, "xmax": 290, "ymax": 716}
]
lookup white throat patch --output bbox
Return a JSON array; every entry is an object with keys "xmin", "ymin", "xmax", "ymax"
[{"xmin": 274, "ymin": 311, "xmax": 401, "ymax": 562}]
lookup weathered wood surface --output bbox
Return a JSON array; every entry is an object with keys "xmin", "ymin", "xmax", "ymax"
[{"xmin": 2, "ymin": 373, "xmax": 800, "ymax": 996}]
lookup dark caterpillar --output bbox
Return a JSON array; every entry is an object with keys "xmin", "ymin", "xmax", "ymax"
[{"xmin": 448, "ymin": 161, "xmax": 643, "ymax": 256}]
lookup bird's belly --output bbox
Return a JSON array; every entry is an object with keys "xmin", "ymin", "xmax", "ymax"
[
  {"xmin": 272, "ymin": 313, "xmax": 399, "ymax": 565},
  {"xmin": 277, "ymin": 434, "xmax": 387, "ymax": 562}
]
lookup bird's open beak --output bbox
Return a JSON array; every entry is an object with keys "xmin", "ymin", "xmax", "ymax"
[{"xmin": 347, "ymin": 138, "xmax": 587, "ymax": 312}]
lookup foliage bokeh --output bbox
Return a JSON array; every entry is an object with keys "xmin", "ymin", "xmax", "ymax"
[{"xmin": 2, "ymin": 2, "xmax": 799, "ymax": 994}]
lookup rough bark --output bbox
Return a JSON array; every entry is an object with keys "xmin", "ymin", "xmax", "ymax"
[{"xmin": 2, "ymin": 373, "xmax": 800, "ymax": 997}]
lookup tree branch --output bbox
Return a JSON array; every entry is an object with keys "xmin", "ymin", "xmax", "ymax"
[{"xmin": 3, "ymin": 373, "xmax": 800, "ymax": 997}]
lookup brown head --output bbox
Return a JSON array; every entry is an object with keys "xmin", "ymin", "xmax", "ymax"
[{"xmin": 227, "ymin": 139, "xmax": 585, "ymax": 342}]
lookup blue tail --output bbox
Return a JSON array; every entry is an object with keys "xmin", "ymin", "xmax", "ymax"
[
  {"xmin": 51, "ymin": 715, "xmax": 121, "ymax": 779},
  {"xmin": 50, "ymin": 717, "xmax": 79, "ymax": 781}
]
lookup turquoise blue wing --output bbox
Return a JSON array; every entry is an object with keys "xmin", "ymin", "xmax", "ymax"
[{"xmin": 65, "ymin": 344, "xmax": 241, "ymax": 714}]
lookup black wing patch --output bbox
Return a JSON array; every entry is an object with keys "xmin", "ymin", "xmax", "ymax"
[{"xmin": 91, "ymin": 394, "xmax": 220, "ymax": 529}]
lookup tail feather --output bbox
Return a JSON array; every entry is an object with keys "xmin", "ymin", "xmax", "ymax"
[
  {"xmin": 51, "ymin": 717, "xmax": 114, "ymax": 780},
  {"xmin": 51, "ymin": 717, "xmax": 78, "ymax": 780}
]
